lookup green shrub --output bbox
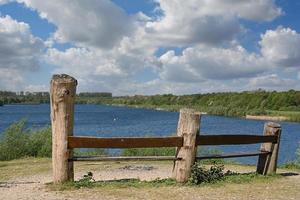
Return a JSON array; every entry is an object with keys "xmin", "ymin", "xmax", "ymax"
[
  {"xmin": 73, "ymin": 172, "xmax": 95, "ymax": 188},
  {"xmin": 281, "ymin": 161, "xmax": 300, "ymax": 170},
  {"xmin": 246, "ymin": 108, "xmax": 267, "ymax": 115},
  {"xmin": 0, "ymin": 120, "xmax": 52, "ymax": 160},
  {"xmin": 27, "ymin": 126, "xmax": 52, "ymax": 157},
  {"xmin": 197, "ymin": 147, "xmax": 237, "ymax": 165},
  {"xmin": 0, "ymin": 120, "xmax": 30, "ymax": 160},
  {"xmin": 189, "ymin": 163, "xmax": 225, "ymax": 185},
  {"xmin": 122, "ymin": 147, "xmax": 175, "ymax": 156},
  {"xmin": 74, "ymin": 148, "xmax": 107, "ymax": 156}
]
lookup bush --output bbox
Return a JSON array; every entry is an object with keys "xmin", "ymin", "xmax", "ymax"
[
  {"xmin": 122, "ymin": 147, "xmax": 175, "ymax": 156},
  {"xmin": 247, "ymin": 108, "xmax": 267, "ymax": 115},
  {"xmin": 27, "ymin": 126, "xmax": 52, "ymax": 157},
  {"xmin": 0, "ymin": 120, "xmax": 52, "ymax": 160},
  {"xmin": 0, "ymin": 120, "xmax": 30, "ymax": 160},
  {"xmin": 74, "ymin": 148, "xmax": 107, "ymax": 156},
  {"xmin": 281, "ymin": 161, "xmax": 300, "ymax": 170},
  {"xmin": 197, "ymin": 147, "xmax": 225, "ymax": 164},
  {"xmin": 189, "ymin": 163, "xmax": 226, "ymax": 185},
  {"xmin": 73, "ymin": 172, "xmax": 95, "ymax": 188}
]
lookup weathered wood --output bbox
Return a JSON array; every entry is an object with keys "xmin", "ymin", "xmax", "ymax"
[
  {"xmin": 196, "ymin": 135, "xmax": 277, "ymax": 146},
  {"xmin": 50, "ymin": 74, "xmax": 77, "ymax": 183},
  {"xmin": 196, "ymin": 151, "xmax": 271, "ymax": 160},
  {"xmin": 257, "ymin": 122, "xmax": 282, "ymax": 175},
  {"xmin": 68, "ymin": 136, "xmax": 183, "ymax": 148},
  {"xmin": 173, "ymin": 109, "xmax": 200, "ymax": 183},
  {"xmin": 70, "ymin": 156, "xmax": 181, "ymax": 162}
]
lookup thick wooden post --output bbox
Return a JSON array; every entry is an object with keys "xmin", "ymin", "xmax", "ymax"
[
  {"xmin": 257, "ymin": 122, "xmax": 281, "ymax": 175},
  {"xmin": 50, "ymin": 74, "xmax": 77, "ymax": 183},
  {"xmin": 173, "ymin": 109, "xmax": 200, "ymax": 183}
]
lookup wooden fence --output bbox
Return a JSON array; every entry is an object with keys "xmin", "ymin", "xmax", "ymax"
[{"xmin": 50, "ymin": 74, "xmax": 282, "ymax": 184}]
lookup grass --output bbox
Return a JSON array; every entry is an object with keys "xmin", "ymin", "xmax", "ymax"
[
  {"xmin": 0, "ymin": 157, "xmax": 52, "ymax": 181},
  {"xmin": 49, "ymin": 178, "xmax": 178, "ymax": 190},
  {"xmin": 48, "ymin": 172, "xmax": 282, "ymax": 191},
  {"xmin": 267, "ymin": 110, "xmax": 300, "ymax": 122},
  {"xmin": 220, "ymin": 172, "xmax": 281, "ymax": 185},
  {"xmin": 281, "ymin": 161, "xmax": 300, "ymax": 170},
  {"xmin": 1, "ymin": 157, "xmax": 298, "ymax": 200}
]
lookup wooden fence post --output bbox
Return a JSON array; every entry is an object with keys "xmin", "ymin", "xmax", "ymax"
[
  {"xmin": 50, "ymin": 74, "xmax": 77, "ymax": 183},
  {"xmin": 173, "ymin": 108, "xmax": 200, "ymax": 183},
  {"xmin": 256, "ymin": 122, "xmax": 281, "ymax": 175}
]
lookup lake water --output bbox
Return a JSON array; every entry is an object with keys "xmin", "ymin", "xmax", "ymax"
[{"xmin": 0, "ymin": 104, "xmax": 299, "ymax": 164}]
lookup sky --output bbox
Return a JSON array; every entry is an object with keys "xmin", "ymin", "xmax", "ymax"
[{"xmin": 0, "ymin": 0, "xmax": 300, "ymax": 95}]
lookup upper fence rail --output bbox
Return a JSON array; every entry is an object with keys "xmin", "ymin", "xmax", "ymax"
[
  {"xmin": 68, "ymin": 134, "xmax": 278, "ymax": 149},
  {"xmin": 68, "ymin": 136, "xmax": 183, "ymax": 148}
]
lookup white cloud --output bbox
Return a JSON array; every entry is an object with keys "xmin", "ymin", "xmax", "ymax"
[
  {"xmin": 146, "ymin": 1, "xmax": 239, "ymax": 46},
  {"xmin": 24, "ymin": 84, "xmax": 48, "ymax": 92},
  {"xmin": 0, "ymin": 15, "xmax": 44, "ymax": 71},
  {"xmin": 46, "ymin": 48, "xmax": 124, "ymax": 78},
  {"xmin": 144, "ymin": 0, "xmax": 281, "ymax": 46},
  {"xmin": 18, "ymin": 0, "xmax": 136, "ymax": 49},
  {"xmin": 206, "ymin": 0, "xmax": 282, "ymax": 21},
  {"xmin": 0, "ymin": 15, "xmax": 44, "ymax": 90},
  {"xmin": 260, "ymin": 27, "xmax": 300, "ymax": 67},
  {"xmin": 1, "ymin": 0, "xmax": 295, "ymax": 95},
  {"xmin": 45, "ymin": 45, "xmax": 157, "ymax": 92},
  {"xmin": 158, "ymin": 45, "xmax": 266, "ymax": 82},
  {"xmin": 0, "ymin": 0, "xmax": 11, "ymax": 5},
  {"xmin": 0, "ymin": 68, "xmax": 23, "ymax": 91},
  {"xmin": 249, "ymin": 74, "xmax": 296, "ymax": 90}
]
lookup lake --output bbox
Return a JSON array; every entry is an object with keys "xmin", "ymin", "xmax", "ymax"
[{"xmin": 0, "ymin": 104, "xmax": 299, "ymax": 164}]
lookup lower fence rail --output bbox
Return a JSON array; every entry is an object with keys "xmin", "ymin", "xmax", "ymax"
[
  {"xmin": 69, "ymin": 156, "xmax": 181, "ymax": 162},
  {"xmin": 196, "ymin": 150, "xmax": 271, "ymax": 160}
]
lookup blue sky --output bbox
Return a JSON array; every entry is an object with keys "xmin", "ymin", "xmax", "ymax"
[{"xmin": 0, "ymin": 0, "xmax": 300, "ymax": 95}]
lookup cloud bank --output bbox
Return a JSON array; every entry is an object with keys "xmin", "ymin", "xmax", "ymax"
[{"xmin": 1, "ymin": 0, "xmax": 299, "ymax": 94}]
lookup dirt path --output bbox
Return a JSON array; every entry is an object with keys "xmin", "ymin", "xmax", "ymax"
[{"xmin": 0, "ymin": 159, "xmax": 300, "ymax": 200}]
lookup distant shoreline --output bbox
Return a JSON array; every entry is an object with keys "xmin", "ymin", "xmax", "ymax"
[
  {"xmin": 0, "ymin": 102, "xmax": 299, "ymax": 123},
  {"xmin": 111, "ymin": 103, "xmax": 293, "ymax": 122},
  {"xmin": 245, "ymin": 115, "xmax": 289, "ymax": 121},
  {"xmin": 8, "ymin": 102, "xmax": 40, "ymax": 105}
]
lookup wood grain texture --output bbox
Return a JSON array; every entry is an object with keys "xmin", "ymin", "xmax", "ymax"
[
  {"xmin": 68, "ymin": 136, "xmax": 183, "ymax": 148},
  {"xmin": 173, "ymin": 109, "xmax": 200, "ymax": 183},
  {"xmin": 257, "ymin": 122, "xmax": 281, "ymax": 175},
  {"xmin": 50, "ymin": 74, "xmax": 77, "ymax": 183}
]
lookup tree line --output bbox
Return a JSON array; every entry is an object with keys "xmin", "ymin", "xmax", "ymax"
[{"xmin": 1, "ymin": 89, "xmax": 300, "ymax": 121}]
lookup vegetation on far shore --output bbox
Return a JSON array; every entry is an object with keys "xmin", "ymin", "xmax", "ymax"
[{"xmin": 2, "ymin": 89, "xmax": 300, "ymax": 122}]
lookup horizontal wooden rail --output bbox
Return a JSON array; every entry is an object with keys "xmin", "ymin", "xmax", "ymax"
[
  {"xmin": 196, "ymin": 151, "xmax": 271, "ymax": 160},
  {"xmin": 197, "ymin": 134, "xmax": 278, "ymax": 146},
  {"xmin": 69, "ymin": 156, "xmax": 181, "ymax": 162},
  {"xmin": 68, "ymin": 136, "xmax": 183, "ymax": 149}
]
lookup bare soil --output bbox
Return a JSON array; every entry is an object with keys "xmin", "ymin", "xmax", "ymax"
[{"xmin": 0, "ymin": 158, "xmax": 299, "ymax": 200}]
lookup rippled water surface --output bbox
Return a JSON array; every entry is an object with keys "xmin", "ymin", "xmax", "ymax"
[{"xmin": 0, "ymin": 104, "xmax": 299, "ymax": 164}]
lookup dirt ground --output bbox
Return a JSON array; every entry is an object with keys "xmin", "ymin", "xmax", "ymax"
[{"xmin": 0, "ymin": 158, "xmax": 299, "ymax": 200}]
